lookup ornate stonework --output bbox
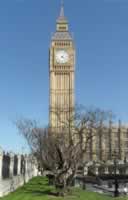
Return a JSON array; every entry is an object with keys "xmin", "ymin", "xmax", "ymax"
[
  {"xmin": 49, "ymin": 3, "xmax": 128, "ymax": 162},
  {"xmin": 49, "ymin": 4, "xmax": 75, "ymax": 131},
  {"xmin": 85, "ymin": 121, "xmax": 128, "ymax": 162}
]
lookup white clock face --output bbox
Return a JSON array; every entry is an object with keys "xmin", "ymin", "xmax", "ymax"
[{"xmin": 55, "ymin": 50, "xmax": 69, "ymax": 64}]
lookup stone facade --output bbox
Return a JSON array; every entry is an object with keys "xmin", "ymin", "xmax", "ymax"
[
  {"xmin": 49, "ymin": 4, "xmax": 128, "ymax": 164},
  {"xmin": 49, "ymin": 4, "xmax": 75, "ymax": 131},
  {"xmin": 84, "ymin": 121, "xmax": 128, "ymax": 162},
  {"xmin": 0, "ymin": 148, "xmax": 38, "ymax": 197}
]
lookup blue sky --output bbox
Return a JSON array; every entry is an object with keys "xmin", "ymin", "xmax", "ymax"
[{"xmin": 0, "ymin": 0, "xmax": 128, "ymax": 152}]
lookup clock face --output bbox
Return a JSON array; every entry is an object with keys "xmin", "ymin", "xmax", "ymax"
[{"xmin": 55, "ymin": 50, "xmax": 69, "ymax": 64}]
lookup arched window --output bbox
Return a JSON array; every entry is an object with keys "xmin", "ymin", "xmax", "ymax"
[
  {"xmin": 13, "ymin": 155, "xmax": 18, "ymax": 176},
  {"xmin": 20, "ymin": 155, "xmax": 25, "ymax": 175},
  {"xmin": 2, "ymin": 153, "xmax": 10, "ymax": 179}
]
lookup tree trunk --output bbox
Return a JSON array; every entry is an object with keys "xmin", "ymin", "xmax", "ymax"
[{"xmin": 54, "ymin": 169, "xmax": 74, "ymax": 196}]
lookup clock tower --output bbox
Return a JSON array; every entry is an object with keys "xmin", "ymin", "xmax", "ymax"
[{"xmin": 49, "ymin": 2, "xmax": 75, "ymax": 131}]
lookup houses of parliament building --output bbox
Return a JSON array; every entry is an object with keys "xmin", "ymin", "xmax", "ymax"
[{"xmin": 49, "ymin": 2, "xmax": 128, "ymax": 162}]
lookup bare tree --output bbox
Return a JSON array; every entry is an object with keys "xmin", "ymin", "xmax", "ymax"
[{"xmin": 15, "ymin": 107, "xmax": 111, "ymax": 196}]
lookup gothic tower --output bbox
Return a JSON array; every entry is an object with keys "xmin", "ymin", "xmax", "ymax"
[{"xmin": 49, "ymin": 2, "xmax": 75, "ymax": 131}]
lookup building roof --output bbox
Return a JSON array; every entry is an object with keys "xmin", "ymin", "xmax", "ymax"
[
  {"xmin": 52, "ymin": 31, "xmax": 73, "ymax": 41},
  {"xmin": 57, "ymin": 0, "xmax": 67, "ymax": 23}
]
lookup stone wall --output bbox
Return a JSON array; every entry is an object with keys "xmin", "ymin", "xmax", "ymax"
[
  {"xmin": 0, "ymin": 147, "xmax": 38, "ymax": 197},
  {"xmin": 76, "ymin": 160, "xmax": 128, "ymax": 177}
]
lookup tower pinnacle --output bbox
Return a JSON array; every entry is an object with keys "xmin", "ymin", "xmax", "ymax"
[
  {"xmin": 55, "ymin": 0, "xmax": 69, "ymax": 32},
  {"xmin": 60, "ymin": 0, "xmax": 64, "ymax": 18},
  {"xmin": 57, "ymin": 0, "xmax": 67, "ymax": 22}
]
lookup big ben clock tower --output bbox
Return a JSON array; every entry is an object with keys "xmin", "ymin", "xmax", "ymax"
[{"xmin": 49, "ymin": 2, "xmax": 75, "ymax": 131}]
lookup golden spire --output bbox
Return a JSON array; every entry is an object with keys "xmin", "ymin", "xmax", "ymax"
[
  {"xmin": 57, "ymin": 0, "xmax": 67, "ymax": 22},
  {"xmin": 60, "ymin": 0, "xmax": 64, "ymax": 18}
]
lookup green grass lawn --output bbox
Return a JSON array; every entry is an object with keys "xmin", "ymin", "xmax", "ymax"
[{"xmin": 0, "ymin": 177, "xmax": 128, "ymax": 200}]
